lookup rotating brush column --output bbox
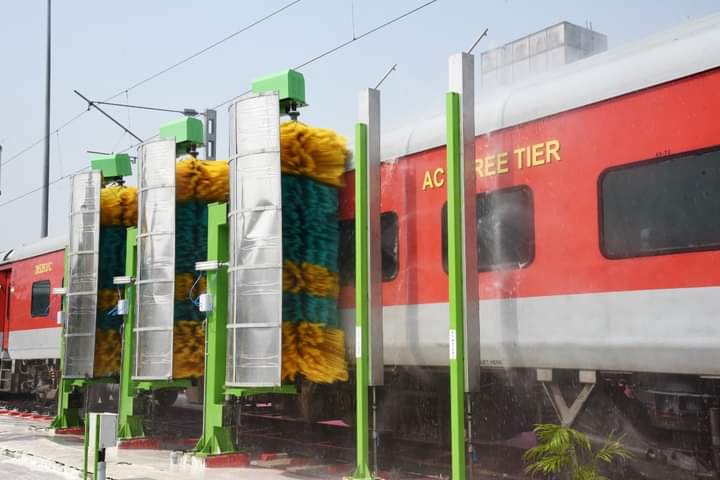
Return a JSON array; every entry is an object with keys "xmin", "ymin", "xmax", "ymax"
[
  {"xmin": 95, "ymin": 184, "xmax": 137, "ymax": 377},
  {"xmin": 279, "ymin": 121, "xmax": 349, "ymax": 384}
]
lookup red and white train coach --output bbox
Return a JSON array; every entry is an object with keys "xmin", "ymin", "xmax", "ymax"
[
  {"xmin": 0, "ymin": 235, "xmax": 64, "ymax": 395},
  {"xmin": 337, "ymin": 13, "xmax": 720, "ymax": 470},
  {"xmin": 0, "ymin": 11, "xmax": 719, "ymax": 474}
]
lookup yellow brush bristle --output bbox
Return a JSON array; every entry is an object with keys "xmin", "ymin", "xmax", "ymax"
[
  {"xmin": 300, "ymin": 262, "xmax": 339, "ymax": 298},
  {"xmin": 282, "ymin": 260, "xmax": 339, "ymax": 298},
  {"xmin": 175, "ymin": 273, "xmax": 206, "ymax": 300},
  {"xmin": 281, "ymin": 321, "xmax": 348, "ymax": 383},
  {"xmin": 280, "ymin": 122, "xmax": 347, "ymax": 187},
  {"xmin": 176, "ymin": 157, "xmax": 229, "ymax": 203},
  {"xmin": 97, "ymin": 289, "xmax": 120, "ymax": 312},
  {"xmin": 172, "ymin": 320, "xmax": 205, "ymax": 378},
  {"xmin": 93, "ymin": 329, "xmax": 121, "ymax": 377},
  {"xmin": 100, "ymin": 185, "xmax": 138, "ymax": 227}
]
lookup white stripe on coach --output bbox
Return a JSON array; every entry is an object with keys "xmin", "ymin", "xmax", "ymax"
[{"xmin": 341, "ymin": 286, "xmax": 720, "ymax": 376}]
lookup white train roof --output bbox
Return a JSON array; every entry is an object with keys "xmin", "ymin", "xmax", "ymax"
[
  {"xmin": 364, "ymin": 13, "xmax": 720, "ymax": 166},
  {"xmin": 0, "ymin": 235, "xmax": 67, "ymax": 265}
]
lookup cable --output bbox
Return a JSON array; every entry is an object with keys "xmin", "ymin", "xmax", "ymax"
[
  {"xmin": 0, "ymin": 0, "xmax": 302, "ymax": 168},
  {"xmin": 108, "ymin": 0, "xmax": 302, "ymax": 100},
  {"xmin": 115, "ymin": 0, "xmax": 439, "ymax": 158},
  {"xmin": 212, "ymin": 0, "xmax": 439, "ymax": 110},
  {"xmin": 2, "ymin": 110, "xmax": 86, "ymax": 167},
  {"xmin": 0, "ymin": 166, "xmax": 90, "ymax": 209}
]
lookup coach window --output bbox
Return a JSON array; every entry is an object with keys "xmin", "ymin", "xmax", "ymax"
[
  {"xmin": 441, "ymin": 185, "xmax": 535, "ymax": 272},
  {"xmin": 600, "ymin": 148, "xmax": 720, "ymax": 258},
  {"xmin": 339, "ymin": 212, "xmax": 400, "ymax": 285},
  {"xmin": 31, "ymin": 280, "xmax": 51, "ymax": 317}
]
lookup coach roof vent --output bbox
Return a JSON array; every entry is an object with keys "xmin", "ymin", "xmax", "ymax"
[
  {"xmin": 374, "ymin": 12, "xmax": 720, "ymax": 164},
  {"xmin": 480, "ymin": 21, "xmax": 608, "ymax": 90}
]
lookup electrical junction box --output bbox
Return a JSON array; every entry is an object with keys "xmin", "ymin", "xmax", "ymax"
[
  {"xmin": 199, "ymin": 293, "xmax": 213, "ymax": 313},
  {"xmin": 116, "ymin": 299, "xmax": 128, "ymax": 316},
  {"xmin": 252, "ymin": 69, "xmax": 307, "ymax": 113},
  {"xmin": 160, "ymin": 117, "xmax": 204, "ymax": 146},
  {"xmin": 88, "ymin": 412, "xmax": 118, "ymax": 452},
  {"xmin": 91, "ymin": 153, "xmax": 132, "ymax": 179}
]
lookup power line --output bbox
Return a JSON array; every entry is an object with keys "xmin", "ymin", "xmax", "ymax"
[
  {"xmin": 0, "ymin": 166, "xmax": 89, "ymax": 209},
  {"xmin": 0, "ymin": 0, "xmax": 302, "ymax": 168},
  {"xmin": 106, "ymin": 0, "xmax": 302, "ymax": 99},
  {"xmin": 212, "ymin": 0, "xmax": 439, "ymax": 110}
]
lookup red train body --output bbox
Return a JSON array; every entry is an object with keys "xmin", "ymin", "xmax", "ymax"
[
  {"xmin": 0, "ymin": 236, "xmax": 64, "ymax": 394},
  {"xmin": 0, "ymin": 14, "xmax": 719, "ymax": 475}
]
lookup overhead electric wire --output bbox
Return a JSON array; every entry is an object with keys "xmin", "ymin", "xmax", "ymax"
[
  {"xmin": 0, "ymin": 0, "xmax": 302, "ymax": 168},
  {"xmin": 107, "ymin": 0, "xmax": 301, "ymax": 98},
  {"xmin": 211, "ymin": 0, "xmax": 439, "ymax": 110},
  {"xmin": 2, "ymin": 0, "xmax": 438, "ymax": 210},
  {"xmin": 0, "ymin": 166, "xmax": 90, "ymax": 209}
]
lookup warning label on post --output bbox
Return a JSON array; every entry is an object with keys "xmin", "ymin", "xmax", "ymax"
[
  {"xmin": 356, "ymin": 326, "xmax": 362, "ymax": 358},
  {"xmin": 449, "ymin": 329, "xmax": 457, "ymax": 360}
]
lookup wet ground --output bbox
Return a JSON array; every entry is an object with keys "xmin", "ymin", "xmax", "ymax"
[{"xmin": 0, "ymin": 455, "xmax": 74, "ymax": 480}]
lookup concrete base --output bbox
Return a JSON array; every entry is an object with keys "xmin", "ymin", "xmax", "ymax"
[{"xmin": 0, "ymin": 415, "xmax": 293, "ymax": 479}]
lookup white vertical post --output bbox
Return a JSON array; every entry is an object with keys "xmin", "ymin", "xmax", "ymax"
[
  {"xmin": 448, "ymin": 52, "xmax": 479, "ymax": 393},
  {"xmin": 358, "ymin": 88, "xmax": 384, "ymax": 386}
]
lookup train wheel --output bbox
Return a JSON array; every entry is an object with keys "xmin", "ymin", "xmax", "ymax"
[{"xmin": 154, "ymin": 389, "xmax": 179, "ymax": 409}]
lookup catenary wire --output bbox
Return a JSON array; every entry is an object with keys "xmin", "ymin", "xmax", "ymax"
[
  {"xmin": 0, "ymin": 0, "xmax": 302, "ymax": 168},
  {"xmin": 211, "ymin": 0, "xmax": 439, "ymax": 110},
  {"xmin": 1, "ymin": 0, "xmax": 438, "ymax": 210}
]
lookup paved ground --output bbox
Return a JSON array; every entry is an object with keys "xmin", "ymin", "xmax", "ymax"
[
  {"xmin": 0, "ymin": 414, "xmax": 299, "ymax": 480},
  {"xmin": 0, "ymin": 455, "xmax": 75, "ymax": 479}
]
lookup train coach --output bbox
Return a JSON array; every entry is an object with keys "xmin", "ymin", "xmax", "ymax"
[
  {"xmin": 0, "ymin": 12, "xmax": 719, "ymax": 476},
  {"xmin": 336, "ymin": 13, "xmax": 720, "ymax": 473},
  {"xmin": 0, "ymin": 235, "xmax": 64, "ymax": 397}
]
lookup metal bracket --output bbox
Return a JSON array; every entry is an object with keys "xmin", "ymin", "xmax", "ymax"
[
  {"xmin": 539, "ymin": 369, "xmax": 596, "ymax": 427},
  {"xmin": 194, "ymin": 260, "xmax": 228, "ymax": 272},
  {"xmin": 112, "ymin": 276, "xmax": 135, "ymax": 286}
]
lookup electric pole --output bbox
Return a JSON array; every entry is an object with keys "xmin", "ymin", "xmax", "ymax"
[{"xmin": 41, "ymin": 0, "xmax": 51, "ymax": 238}]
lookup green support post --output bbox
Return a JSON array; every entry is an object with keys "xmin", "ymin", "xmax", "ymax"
[
  {"xmin": 117, "ymin": 227, "xmax": 144, "ymax": 439},
  {"xmin": 447, "ymin": 92, "xmax": 467, "ymax": 480},
  {"xmin": 351, "ymin": 122, "xmax": 372, "ymax": 480},
  {"xmin": 51, "ymin": 248, "xmax": 82, "ymax": 429},
  {"xmin": 83, "ymin": 412, "xmax": 89, "ymax": 479},
  {"xmin": 194, "ymin": 202, "xmax": 236, "ymax": 456}
]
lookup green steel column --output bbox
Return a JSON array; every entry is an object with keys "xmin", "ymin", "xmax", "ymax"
[
  {"xmin": 118, "ymin": 227, "xmax": 144, "ymax": 439},
  {"xmin": 446, "ymin": 91, "xmax": 466, "ymax": 480},
  {"xmin": 51, "ymin": 247, "xmax": 81, "ymax": 429},
  {"xmin": 194, "ymin": 202, "xmax": 235, "ymax": 456},
  {"xmin": 351, "ymin": 122, "xmax": 372, "ymax": 480}
]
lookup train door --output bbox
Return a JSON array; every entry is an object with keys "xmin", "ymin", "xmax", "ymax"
[{"xmin": 0, "ymin": 269, "xmax": 9, "ymax": 353}]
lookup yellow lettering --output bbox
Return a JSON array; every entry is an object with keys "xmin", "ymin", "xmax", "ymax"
[
  {"xmin": 34, "ymin": 262, "xmax": 52, "ymax": 275},
  {"xmin": 476, "ymin": 158, "xmax": 484, "ymax": 177},
  {"xmin": 546, "ymin": 139, "xmax": 560, "ymax": 162},
  {"xmin": 422, "ymin": 170, "xmax": 433, "ymax": 190},
  {"xmin": 497, "ymin": 152, "xmax": 509, "ymax": 174},
  {"xmin": 433, "ymin": 168, "xmax": 445, "ymax": 187},
  {"xmin": 484, "ymin": 155, "xmax": 496, "ymax": 177},
  {"xmin": 531, "ymin": 143, "xmax": 545, "ymax": 166},
  {"xmin": 514, "ymin": 147, "xmax": 525, "ymax": 169}
]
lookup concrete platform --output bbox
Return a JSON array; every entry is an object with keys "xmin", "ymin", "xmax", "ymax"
[{"xmin": 0, "ymin": 414, "xmax": 311, "ymax": 479}]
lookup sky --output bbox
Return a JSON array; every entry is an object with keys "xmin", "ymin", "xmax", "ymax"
[{"xmin": 0, "ymin": 0, "xmax": 718, "ymax": 250}]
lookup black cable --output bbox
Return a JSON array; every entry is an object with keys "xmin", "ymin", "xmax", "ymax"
[
  {"xmin": 0, "ymin": 166, "xmax": 90, "ymax": 209},
  {"xmin": 212, "ymin": 0, "xmax": 439, "ymax": 110},
  {"xmin": 0, "ymin": 0, "xmax": 302, "ymax": 168},
  {"xmin": 107, "ymin": 0, "xmax": 302, "ymax": 100}
]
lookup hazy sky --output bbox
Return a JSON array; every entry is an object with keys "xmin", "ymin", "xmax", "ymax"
[{"xmin": 0, "ymin": 0, "xmax": 718, "ymax": 250}]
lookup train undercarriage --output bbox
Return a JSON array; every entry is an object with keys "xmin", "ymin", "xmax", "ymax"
[
  {"xmin": 291, "ymin": 366, "xmax": 720, "ymax": 478},
  {"xmin": 0, "ymin": 357, "xmax": 59, "ymax": 401},
  {"xmin": 4, "ymin": 358, "xmax": 719, "ymax": 478}
]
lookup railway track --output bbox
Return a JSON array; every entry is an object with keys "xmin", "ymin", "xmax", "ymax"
[{"xmin": 0, "ymin": 392, "xmax": 527, "ymax": 479}]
